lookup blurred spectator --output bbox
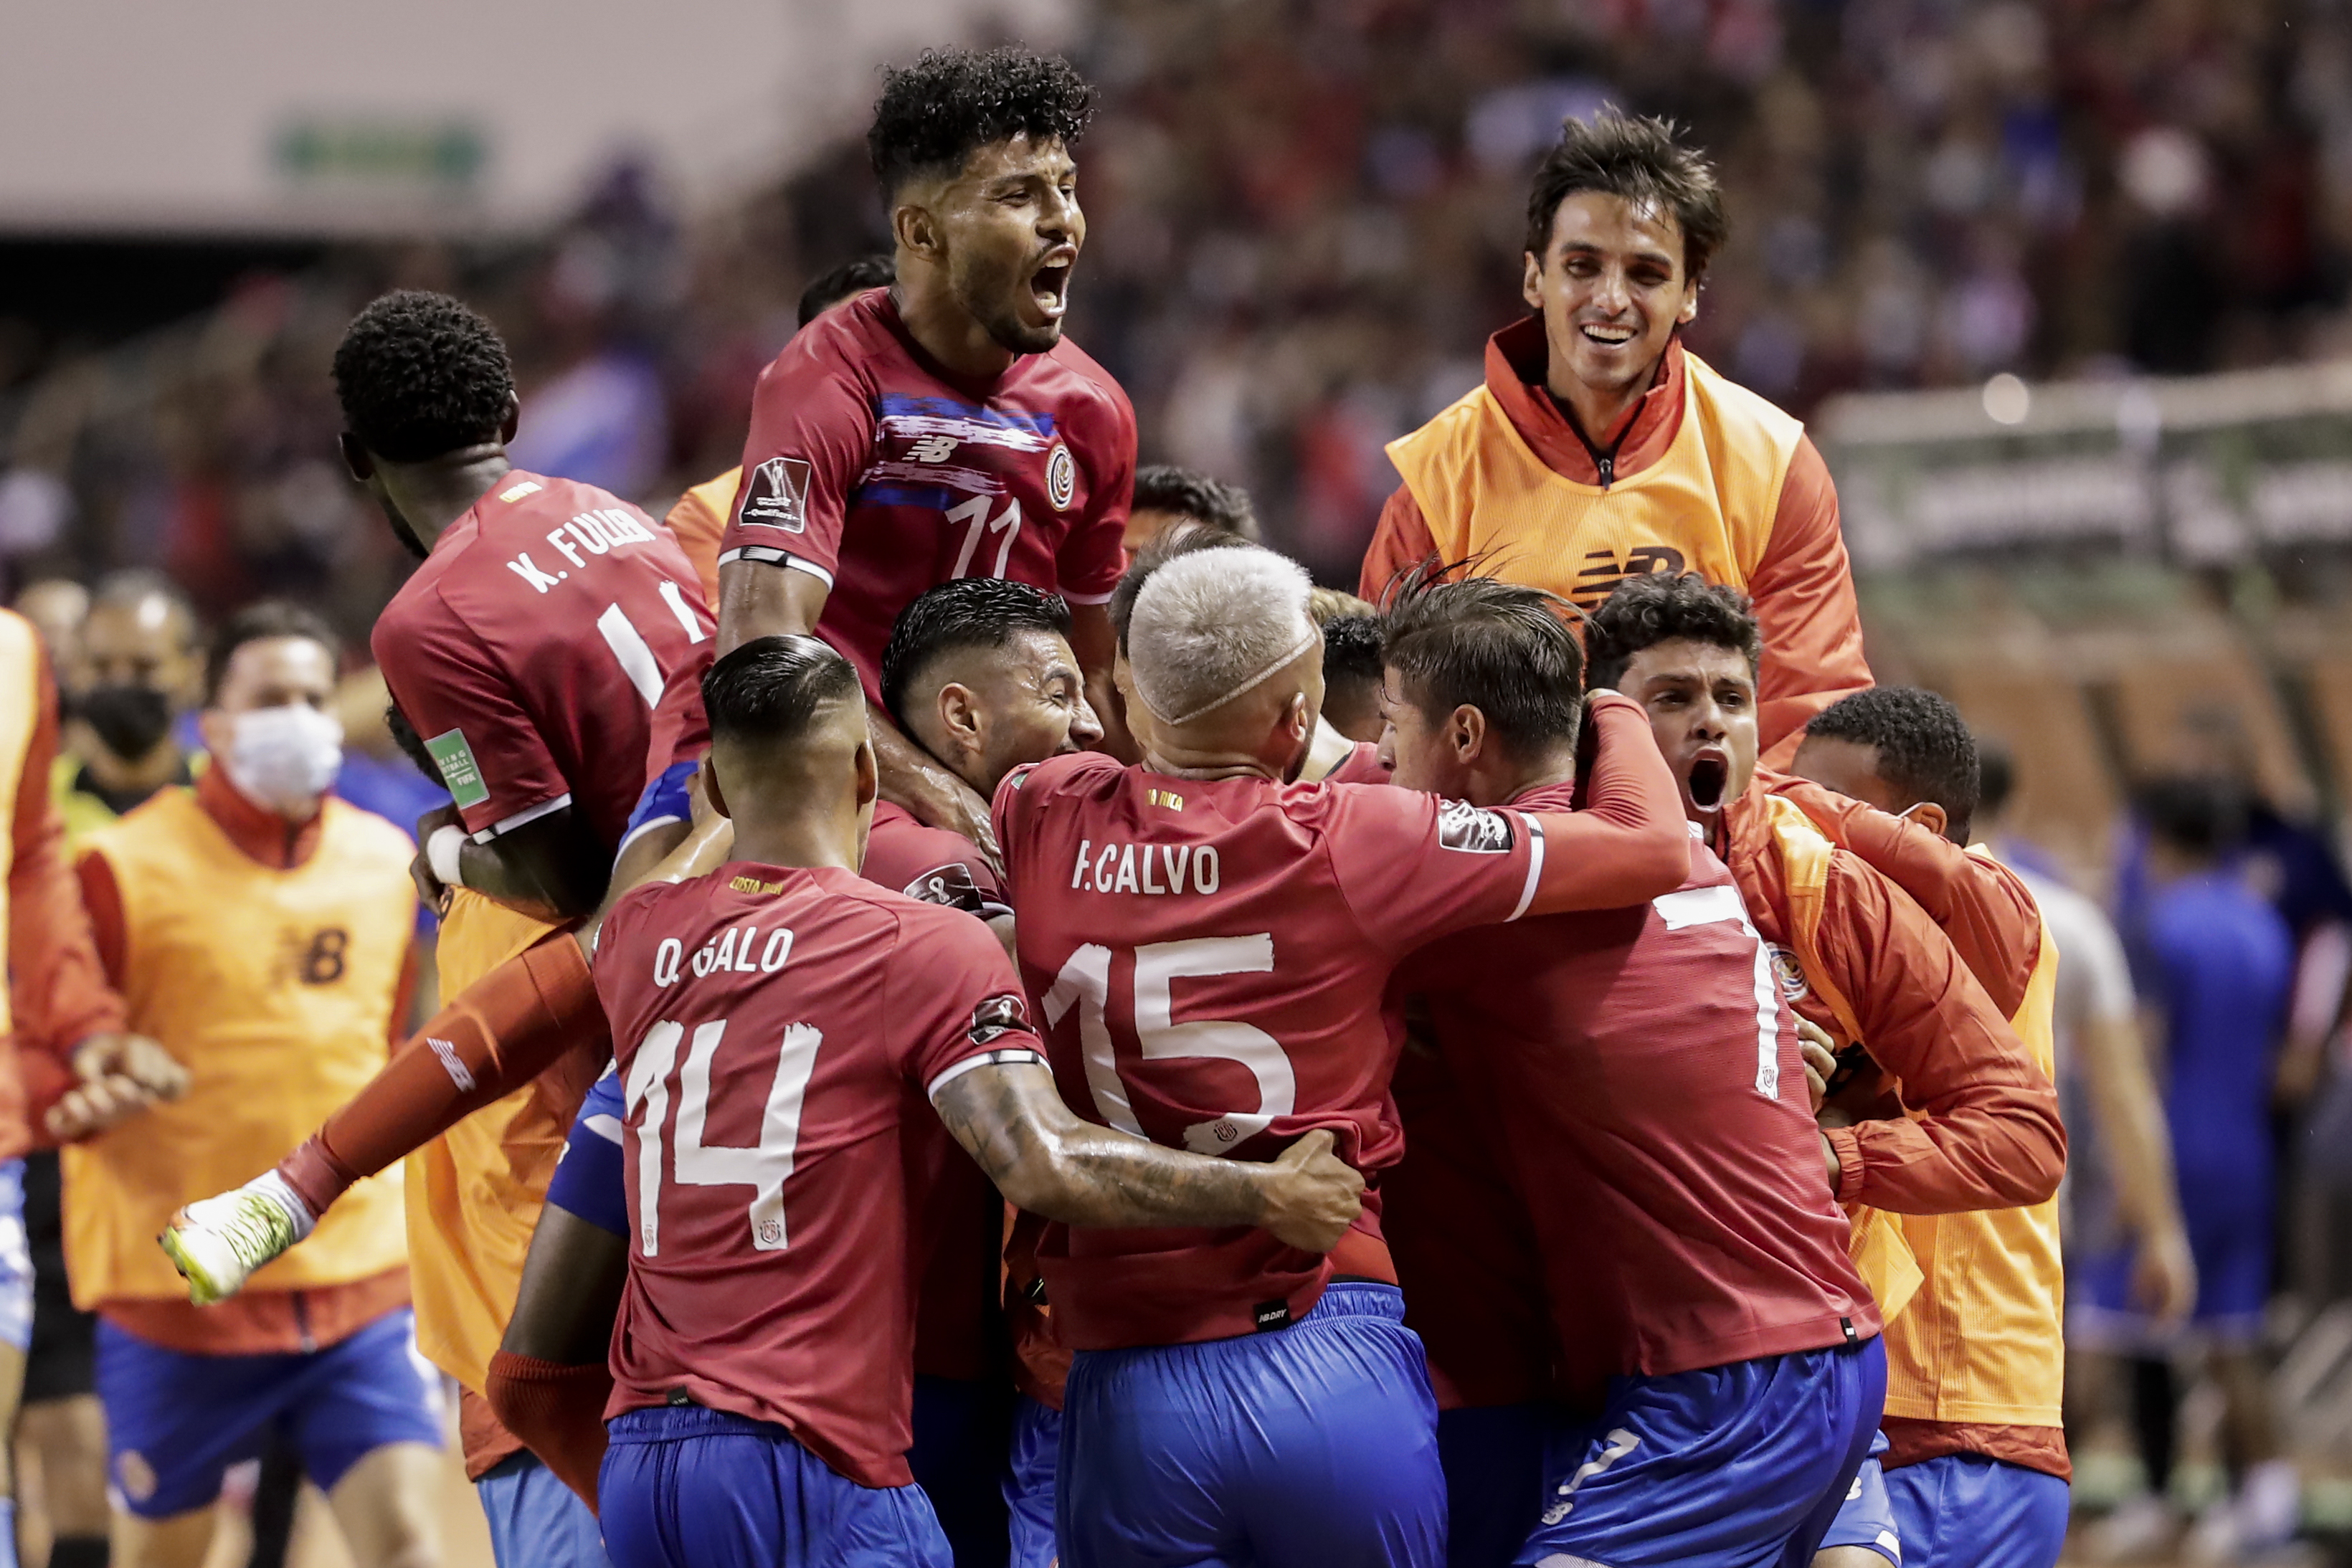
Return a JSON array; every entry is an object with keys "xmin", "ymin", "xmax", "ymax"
[
  {"xmin": 60, "ymin": 573, "xmax": 201, "ymax": 835},
  {"xmin": 2080, "ymin": 776, "xmax": 2300, "ymax": 1564},
  {"xmin": 12, "ymin": 580, "xmax": 88, "ymax": 678}
]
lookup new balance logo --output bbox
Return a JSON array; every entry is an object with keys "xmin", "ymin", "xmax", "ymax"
[
  {"xmin": 427, "ymin": 1037, "xmax": 476, "ymax": 1094},
  {"xmin": 907, "ymin": 434, "xmax": 959, "ymax": 464},
  {"xmin": 1569, "ymin": 545, "xmax": 1687, "ymax": 608}
]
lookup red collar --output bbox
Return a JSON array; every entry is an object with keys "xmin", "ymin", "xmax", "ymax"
[
  {"xmin": 195, "ymin": 766, "xmax": 323, "ymax": 870},
  {"xmin": 1484, "ymin": 318, "xmax": 1686, "ymax": 485}
]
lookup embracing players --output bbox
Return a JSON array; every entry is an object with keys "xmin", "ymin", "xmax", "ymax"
[{"xmin": 992, "ymin": 545, "xmax": 1691, "ymax": 1565}]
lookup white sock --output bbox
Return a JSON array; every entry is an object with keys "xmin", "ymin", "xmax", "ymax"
[{"xmin": 2238, "ymin": 1458, "xmax": 2301, "ymax": 1544}]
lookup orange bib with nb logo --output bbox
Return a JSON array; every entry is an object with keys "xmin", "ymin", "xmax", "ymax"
[
  {"xmin": 1384, "ymin": 350, "xmax": 1798, "ymax": 609},
  {"xmin": 65, "ymin": 789, "xmax": 417, "ymax": 1306}
]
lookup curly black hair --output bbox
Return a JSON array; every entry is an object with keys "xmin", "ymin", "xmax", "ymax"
[
  {"xmin": 1806, "ymin": 686, "xmax": 1980, "ymax": 835},
  {"xmin": 331, "ymin": 290, "xmax": 514, "ymax": 464},
  {"xmin": 1133, "ymin": 465, "xmax": 1260, "ymax": 542},
  {"xmin": 1583, "ymin": 571, "xmax": 1758, "ymax": 690},
  {"xmin": 1380, "ymin": 564, "xmax": 1583, "ymax": 760},
  {"xmin": 879, "ymin": 577, "xmax": 1073, "ymax": 730},
  {"xmin": 868, "ymin": 46, "xmax": 1095, "ymax": 198},
  {"xmin": 1526, "ymin": 110, "xmax": 1727, "ymax": 281},
  {"xmin": 1319, "ymin": 614, "xmax": 1385, "ymax": 688}
]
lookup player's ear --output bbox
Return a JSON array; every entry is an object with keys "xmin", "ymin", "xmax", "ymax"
[
  {"xmin": 853, "ymin": 737, "xmax": 879, "ymax": 810},
  {"xmin": 1900, "ymin": 799, "xmax": 1949, "ymax": 839},
  {"xmin": 338, "ymin": 432, "xmax": 374, "ymax": 485},
  {"xmin": 1521, "ymin": 251, "xmax": 1545, "ymax": 313},
  {"xmin": 938, "ymin": 682, "xmax": 982, "ymax": 754},
  {"xmin": 702, "ymin": 757, "xmax": 733, "ymax": 822},
  {"xmin": 1677, "ymin": 280, "xmax": 1700, "ymax": 326},
  {"xmin": 893, "ymin": 201, "xmax": 944, "ymax": 265},
  {"xmin": 1449, "ymin": 704, "xmax": 1484, "ymax": 764},
  {"xmin": 499, "ymin": 394, "xmax": 521, "ymax": 445}
]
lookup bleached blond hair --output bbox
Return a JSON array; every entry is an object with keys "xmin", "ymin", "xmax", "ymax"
[{"xmin": 1127, "ymin": 548, "xmax": 1320, "ymax": 727}]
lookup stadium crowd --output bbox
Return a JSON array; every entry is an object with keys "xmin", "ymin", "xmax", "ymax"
[{"xmin": 1, "ymin": 11, "xmax": 2351, "ymax": 1568}]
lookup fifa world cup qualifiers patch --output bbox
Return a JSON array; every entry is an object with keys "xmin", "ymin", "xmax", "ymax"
[
  {"xmin": 969, "ymin": 993, "xmax": 1033, "ymax": 1047},
  {"xmin": 740, "ymin": 455, "xmax": 813, "ymax": 533},
  {"xmin": 425, "ymin": 729, "xmax": 491, "ymax": 809},
  {"xmin": 1436, "ymin": 799, "xmax": 1516, "ymax": 854},
  {"xmin": 904, "ymin": 862, "xmax": 988, "ymax": 913}
]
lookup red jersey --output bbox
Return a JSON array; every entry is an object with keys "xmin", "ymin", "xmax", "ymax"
[
  {"xmin": 594, "ymin": 862, "xmax": 1045, "ymax": 1488},
  {"xmin": 1400, "ymin": 844, "xmax": 1878, "ymax": 1408},
  {"xmin": 374, "ymin": 472, "xmax": 714, "ymax": 853},
  {"xmin": 860, "ymin": 802, "xmax": 1010, "ymax": 1382},
  {"xmin": 989, "ymin": 693, "xmax": 1689, "ymax": 1350},
  {"xmin": 723, "ymin": 290, "xmax": 1134, "ymax": 700}
]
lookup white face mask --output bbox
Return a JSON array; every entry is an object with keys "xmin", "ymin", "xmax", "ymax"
[{"xmin": 224, "ymin": 703, "xmax": 343, "ymax": 817}]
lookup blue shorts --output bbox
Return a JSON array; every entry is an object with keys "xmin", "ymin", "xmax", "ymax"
[
  {"xmin": 0, "ymin": 1158, "xmax": 31, "ymax": 1352},
  {"xmin": 2075, "ymin": 1177, "xmax": 2270, "ymax": 1349},
  {"xmin": 599, "ymin": 1405, "xmax": 950, "ymax": 1568},
  {"xmin": 97, "ymin": 1307, "xmax": 444, "ymax": 1519},
  {"xmin": 1884, "ymin": 1454, "xmax": 2067, "ymax": 1568},
  {"xmin": 1058, "ymin": 1280, "xmax": 1445, "ymax": 1568},
  {"xmin": 1517, "ymin": 1337, "xmax": 1886, "ymax": 1568},
  {"xmin": 1438, "ymin": 1404, "xmax": 1547, "ymax": 1568},
  {"xmin": 478, "ymin": 1449, "xmax": 612, "ymax": 1567},
  {"xmin": 618, "ymin": 759, "xmax": 700, "ymax": 860},
  {"xmin": 1004, "ymin": 1394, "xmax": 1059, "ymax": 1568},
  {"xmin": 908, "ymin": 1374, "xmax": 1010, "ymax": 1568},
  {"xmin": 546, "ymin": 1068, "xmax": 630, "ymax": 1237},
  {"xmin": 1818, "ymin": 1433, "xmax": 1900, "ymax": 1565}
]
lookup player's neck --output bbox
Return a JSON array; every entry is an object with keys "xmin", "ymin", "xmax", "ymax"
[
  {"xmin": 891, "ymin": 277, "xmax": 1018, "ymax": 382},
  {"xmin": 1490, "ymin": 746, "xmax": 1578, "ymax": 807},
  {"xmin": 1547, "ymin": 353, "xmax": 1663, "ymax": 453},
  {"xmin": 383, "ymin": 449, "xmax": 513, "ymax": 551},
  {"xmin": 729, "ymin": 815, "xmax": 862, "ymax": 876}
]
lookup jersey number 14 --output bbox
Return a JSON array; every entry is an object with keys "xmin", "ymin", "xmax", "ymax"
[{"xmin": 624, "ymin": 1002, "xmax": 820, "ymax": 1255}]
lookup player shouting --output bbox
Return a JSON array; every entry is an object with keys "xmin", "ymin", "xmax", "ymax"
[
  {"xmin": 586, "ymin": 634, "xmax": 1360, "ymax": 1567},
  {"xmin": 1375, "ymin": 571, "xmax": 1884, "ymax": 1568},
  {"xmin": 990, "ymin": 546, "xmax": 1690, "ymax": 1567},
  {"xmin": 719, "ymin": 46, "xmax": 1138, "ymax": 840}
]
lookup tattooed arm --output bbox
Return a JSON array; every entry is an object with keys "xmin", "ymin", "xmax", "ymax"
[{"xmin": 930, "ymin": 1063, "xmax": 1362, "ymax": 1251}]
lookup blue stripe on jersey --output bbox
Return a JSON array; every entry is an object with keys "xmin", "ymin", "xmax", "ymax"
[
  {"xmin": 874, "ymin": 394, "xmax": 1056, "ymax": 436},
  {"xmin": 851, "ymin": 483, "xmax": 958, "ymax": 510}
]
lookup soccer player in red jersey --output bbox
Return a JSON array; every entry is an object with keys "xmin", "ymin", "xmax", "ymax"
[
  {"xmin": 1580, "ymin": 574, "xmax": 2062, "ymax": 1222},
  {"xmin": 990, "ymin": 546, "xmax": 1689, "ymax": 1568},
  {"xmin": 165, "ymin": 291, "xmax": 717, "ymax": 1568},
  {"xmin": 718, "ymin": 47, "xmax": 1136, "ymax": 847},
  {"xmin": 1375, "ymin": 573, "xmax": 1884, "ymax": 1568},
  {"xmin": 587, "ymin": 634, "xmax": 1361, "ymax": 1567}
]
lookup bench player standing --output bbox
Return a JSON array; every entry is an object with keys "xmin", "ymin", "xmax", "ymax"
[
  {"xmin": 717, "ymin": 46, "xmax": 1137, "ymax": 833},
  {"xmin": 992, "ymin": 547, "xmax": 1691, "ymax": 1567},
  {"xmin": 1376, "ymin": 573, "xmax": 1884, "ymax": 1568},
  {"xmin": 589, "ymin": 635, "xmax": 1362, "ymax": 1568}
]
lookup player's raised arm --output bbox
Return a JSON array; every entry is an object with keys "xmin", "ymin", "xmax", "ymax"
[
  {"xmin": 1511, "ymin": 690, "xmax": 1690, "ymax": 912},
  {"xmin": 931, "ymin": 1062, "xmax": 1360, "ymax": 1250}
]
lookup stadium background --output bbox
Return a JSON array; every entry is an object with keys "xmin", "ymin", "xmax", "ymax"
[{"xmin": 5, "ymin": 0, "xmax": 2351, "ymax": 1561}]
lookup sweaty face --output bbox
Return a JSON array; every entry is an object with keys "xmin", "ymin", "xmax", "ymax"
[
  {"xmin": 964, "ymin": 627, "xmax": 1101, "ymax": 791},
  {"xmin": 1522, "ymin": 191, "xmax": 1698, "ymax": 407},
  {"xmin": 934, "ymin": 135, "xmax": 1083, "ymax": 357},
  {"xmin": 1617, "ymin": 639, "xmax": 1758, "ymax": 825},
  {"xmin": 1375, "ymin": 670, "xmax": 1470, "ymax": 799}
]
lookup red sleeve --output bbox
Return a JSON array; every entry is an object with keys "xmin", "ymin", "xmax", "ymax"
[
  {"xmin": 721, "ymin": 342, "xmax": 876, "ymax": 584},
  {"xmin": 1357, "ymin": 485, "xmax": 1438, "ymax": 604},
  {"xmin": 1056, "ymin": 384, "xmax": 1134, "ymax": 605},
  {"xmin": 1816, "ymin": 856, "xmax": 2065, "ymax": 1214},
  {"xmin": 10, "ymin": 649, "xmax": 125, "ymax": 1099},
  {"xmin": 1770, "ymin": 773, "xmax": 2042, "ymax": 1015},
  {"xmin": 1750, "ymin": 437, "xmax": 1872, "ymax": 770},
  {"xmin": 379, "ymin": 596, "xmax": 569, "ymax": 837},
  {"xmin": 1329, "ymin": 697, "xmax": 1684, "ymax": 952},
  {"xmin": 893, "ymin": 905, "xmax": 1048, "ymax": 1096}
]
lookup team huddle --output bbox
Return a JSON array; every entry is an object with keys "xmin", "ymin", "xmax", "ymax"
[{"xmin": 128, "ymin": 40, "xmax": 2092, "ymax": 1568}]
